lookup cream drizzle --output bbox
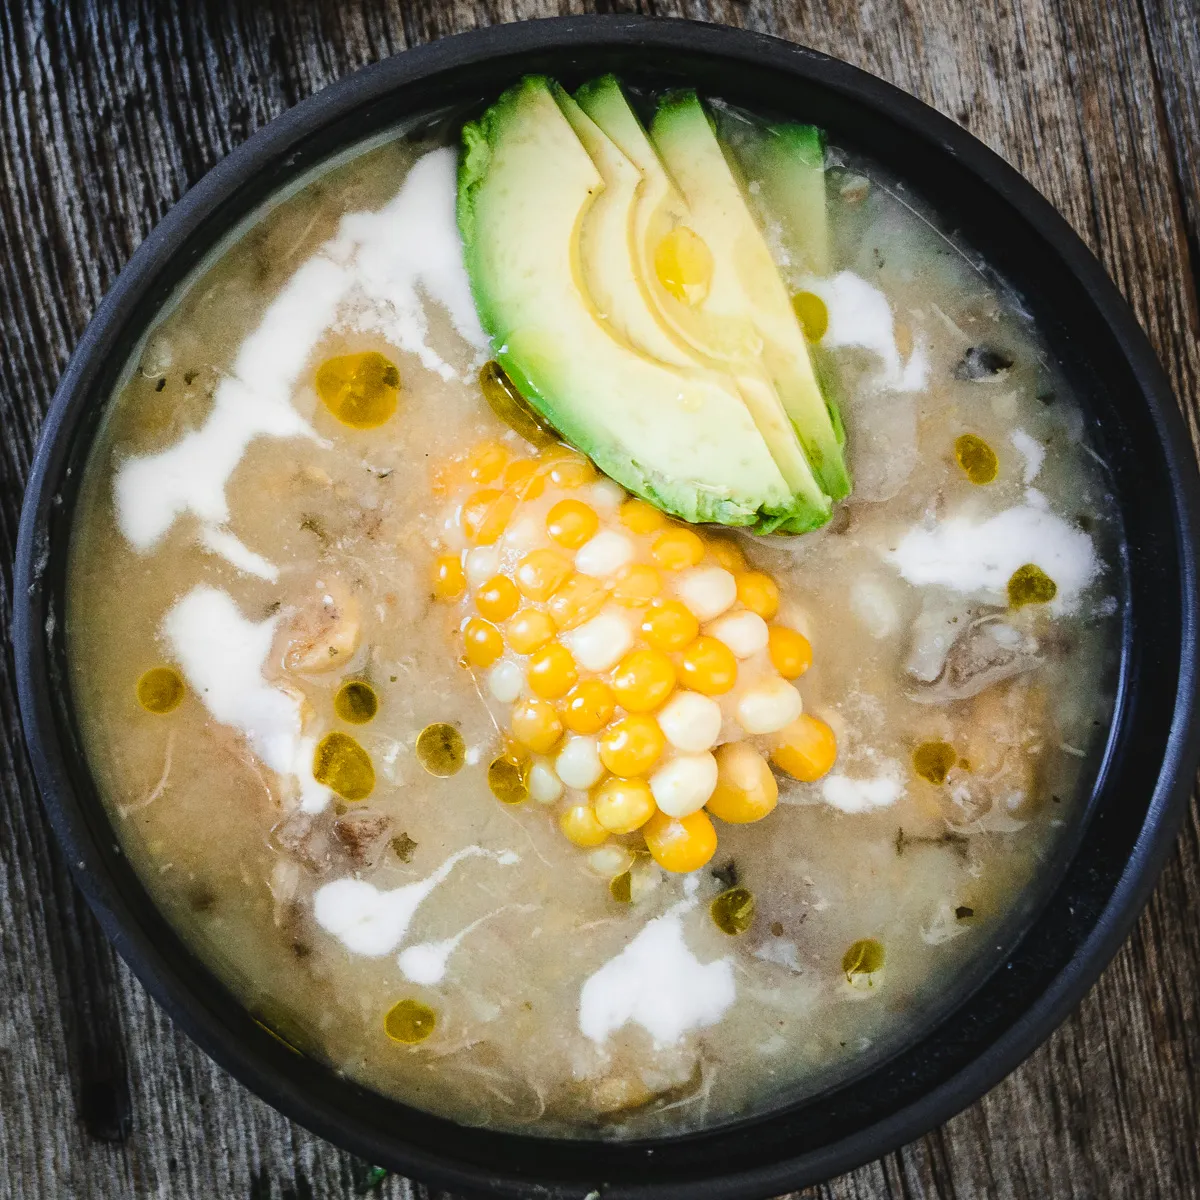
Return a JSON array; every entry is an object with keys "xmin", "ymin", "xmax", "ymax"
[
  {"xmin": 313, "ymin": 847, "xmax": 519, "ymax": 958},
  {"xmin": 113, "ymin": 146, "xmax": 485, "ymax": 573},
  {"xmin": 578, "ymin": 890, "xmax": 736, "ymax": 1048},
  {"xmin": 162, "ymin": 585, "xmax": 328, "ymax": 811}
]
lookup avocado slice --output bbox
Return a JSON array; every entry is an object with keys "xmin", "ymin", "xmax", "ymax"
[
  {"xmin": 565, "ymin": 81, "xmax": 829, "ymax": 528},
  {"xmin": 713, "ymin": 101, "xmax": 829, "ymax": 278},
  {"xmin": 574, "ymin": 76, "xmax": 760, "ymax": 367},
  {"xmin": 651, "ymin": 91, "xmax": 850, "ymax": 502},
  {"xmin": 553, "ymin": 85, "xmax": 695, "ymax": 369},
  {"xmin": 457, "ymin": 77, "xmax": 803, "ymax": 529}
]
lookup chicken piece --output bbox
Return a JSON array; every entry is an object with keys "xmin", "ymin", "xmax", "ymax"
[{"xmin": 284, "ymin": 580, "xmax": 361, "ymax": 672}]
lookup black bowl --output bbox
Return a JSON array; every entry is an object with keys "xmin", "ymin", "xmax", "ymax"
[{"xmin": 13, "ymin": 16, "xmax": 1200, "ymax": 1199}]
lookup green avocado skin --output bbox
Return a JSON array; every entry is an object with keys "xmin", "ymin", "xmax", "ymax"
[{"xmin": 457, "ymin": 76, "xmax": 841, "ymax": 535}]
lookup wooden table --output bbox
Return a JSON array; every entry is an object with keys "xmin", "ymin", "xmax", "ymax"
[{"xmin": 2, "ymin": 2, "xmax": 1198, "ymax": 1197}]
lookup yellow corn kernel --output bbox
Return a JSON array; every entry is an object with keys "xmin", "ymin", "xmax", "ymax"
[
  {"xmin": 547, "ymin": 573, "xmax": 607, "ymax": 630},
  {"xmin": 643, "ymin": 809, "xmax": 718, "ymax": 873},
  {"xmin": 431, "ymin": 554, "xmax": 465, "ymax": 601},
  {"xmin": 507, "ymin": 608, "xmax": 555, "ymax": 655},
  {"xmin": 562, "ymin": 679, "xmax": 617, "ymax": 735},
  {"xmin": 652, "ymin": 527, "xmax": 705, "ymax": 571},
  {"xmin": 772, "ymin": 714, "xmax": 838, "ymax": 782},
  {"xmin": 475, "ymin": 575, "xmax": 520, "ymax": 623},
  {"xmin": 706, "ymin": 537, "xmax": 747, "ymax": 573},
  {"xmin": 640, "ymin": 600, "xmax": 700, "ymax": 652},
  {"xmin": 502, "ymin": 457, "xmax": 547, "ymax": 500},
  {"xmin": 707, "ymin": 742, "xmax": 778, "ymax": 823},
  {"xmin": 463, "ymin": 618, "xmax": 504, "ymax": 668},
  {"xmin": 516, "ymin": 548, "xmax": 572, "ymax": 602},
  {"xmin": 546, "ymin": 451, "xmax": 598, "ymax": 489},
  {"xmin": 527, "ymin": 643, "xmax": 579, "ymax": 700},
  {"xmin": 610, "ymin": 648, "xmax": 676, "ymax": 713},
  {"xmin": 467, "ymin": 440, "xmax": 509, "ymax": 484},
  {"xmin": 593, "ymin": 777, "xmax": 656, "ymax": 834},
  {"xmin": 599, "ymin": 714, "xmax": 665, "ymax": 777},
  {"xmin": 610, "ymin": 563, "xmax": 662, "ymax": 607},
  {"xmin": 461, "ymin": 489, "xmax": 518, "ymax": 545},
  {"xmin": 511, "ymin": 697, "xmax": 564, "ymax": 754},
  {"xmin": 679, "ymin": 636, "xmax": 738, "ymax": 696},
  {"xmin": 768, "ymin": 626, "xmax": 813, "ymax": 679},
  {"xmin": 735, "ymin": 570, "xmax": 780, "ymax": 620},
  {"xmin": 654, "ymin": 225, "xmax": 714, "ymax": 306},
  {"xmin": 546, "ymin": 498, "xmax": 600, "ymax": 550},
  {"xmin": 620, "ymin": 498, "xmax": 666, "ymax": 535},
  {"xmin": 559, "ymin": 802, "xmax": 610, "ymax": 848}
]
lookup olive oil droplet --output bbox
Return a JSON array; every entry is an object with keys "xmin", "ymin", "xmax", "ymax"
[
  {"xmin": 137, "ymin": 666, "xmax": 185, "ymax": 714},
  {"xmin": 334, "ymin": 679, "xmax": 378, "ymax": 724},
  {"xmin": 842, "ymin": 937, "xmax": 885, "ymax": 988},
  {"xmin": 416, "ymin": 723, "xmax": 466, "ymax": 777},
  {"xmin": 487, "ymin": 754, "xmax": 529, "ymax": 804},
  {"xmin": 1007, "ymin": 563, "xmax": 1057, "ymax": 608},
  {"xmin": 315, "ymin": 351, "xmax": 400, "ymax": 429},
  {"xmin": 791, "ymin": 290, "xmax": 829, "ymax": 341},
  {"xmin": 710, "ymin": 886, "xmax": 755, "ymax": 935},
  {"xmin": 912, "ymin": 740, "xmax": 958, "ymax": 785},
  {"xmin": 479, "ymin": 361, "xmax": 557, "ymax": 447},
  {"xmin": 609, "ymin": 870, "xmax": 633, "ymax": 904},
  {"xmin": 383, "ymin": 999, "xmax": 437, "ymax": 1044},
  {"xmin": 312, "ymin": 731, "xmax": 375, "ymax": 801},
  {"xmin": 954, "ymin": 433, "xmax": 998, "ymax": 484},
  {"xmin": 654, "ymin": 226, "xmax": 713, "ymax": 306}
]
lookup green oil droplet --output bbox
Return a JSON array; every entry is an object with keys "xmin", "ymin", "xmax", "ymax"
[
  {"xmin": 609, "ymin": 871, "xmax": 632, "ymax": 904},
  {"xmin": 334, "ymin": 679, "xmax": 378, "ymax": 724},
  {"xmin": 487, "ymin": 754, "xmax": 529, "ymax": 804},
  {"xmin": 710, "ymin": 886, "xmax": 756, "ymax": 935},
  {"xmin": 312, "ymin": 731, "xmax": 375, "ymax": 801},
  {"xmin": 315, "ymin": 351, "xmax": 400, "ymax": 429},
  {"xmin": 791, "ymin": 290, "xmax": 829, "ymax": 341},
  {"xmin": 383, "ymin": 998, "xmax": 437, "ymax": 1044},
  {"xmin": 479, "ymin": 361, "xmax": 557, "ymax": 447},
  {"xmin": 416, "ymin": 723, "xmax": 465, "ymax": 777},
  {"xmin": 137, "ymin": 666, "xmax": 185, "ymax": 714},
  {"xmin": 842, "ymin": 937, "xmax": 885, "ymax": 988},
  {"xmin": 1007, "ymin": 563, "xmax": 1057, "ymax": 608},
  {"xmin": 912, "ymin": 740, "xmax": 958, "ymax": 785}
]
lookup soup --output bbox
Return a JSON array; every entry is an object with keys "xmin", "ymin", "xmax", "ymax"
[{"xmin": 67, "ymin": 77, "xmax": 1120, "ymax": 1137}]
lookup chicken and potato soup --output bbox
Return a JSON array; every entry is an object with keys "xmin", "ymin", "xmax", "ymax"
[{"xmin": 68, "ymin": 79, "xmax": 1120, "ymax": 1136}]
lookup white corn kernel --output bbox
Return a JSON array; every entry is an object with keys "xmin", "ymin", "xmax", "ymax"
[
  {"xmin": 736, "ymin": 678, "xmax": 803, "ymax": 734},
  {"xmin": 575, "ymin": 530, "xmax": 636, "ymax": 578},
  {"xmin": 650, "ymin": 752, "xmax": 719, "ymax": 818},
  {"xmin": 588, "ymin": 479, "xmax": 626, "ymax": 513},
  {"xmin": 708, "ymin": 610, "xmax": 769, "ymax": 658},
  {"xmin": 657, "ymin": 691, "xmax": 723, "ymax": 752},
  {"xmin": 528, "ymin": 759, "xmax": 564, "ymax": 804},
  {"xmin": 465, "ymin": 545, "xmax": 500, "ymax": 588},
  {"xmin": 555, "ymin": 736, "xmax": 604, "ymax": 789},
  {"xmin": 487, "ymin": 660, "xmax": 523, "ymax": 703},
  {"xmin": 676, "ymin": 566, "xmax": 737, "ymax": 621},
  {"xmin": 563, "ymin": 611, "xmax": 634, "ymax": 672},
  {"xmin": 503, "ymin": 514, "xmax": 544, "ymax": 553},
  {"xmin": 588, "ymin": 845, "xmax": 633, "ymax": 876}
]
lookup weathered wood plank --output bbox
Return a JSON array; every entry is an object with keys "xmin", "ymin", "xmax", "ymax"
[{"xmin": 1, "ymin": 2, "xmax": 1197, "ymax": 1198}]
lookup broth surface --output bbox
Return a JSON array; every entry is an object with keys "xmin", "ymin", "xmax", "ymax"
[{"xmin": 68, "ymin": 110, "xmax": 1121, "ymax": 1136}]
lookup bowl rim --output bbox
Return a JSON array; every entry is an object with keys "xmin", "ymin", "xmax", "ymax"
[{"xmin": 13, "ymin": 15, "xmax": 1200, "ymax": 1198}]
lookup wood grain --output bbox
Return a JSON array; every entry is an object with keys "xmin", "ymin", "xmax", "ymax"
[{"xmin": 1, "ymin": 1, "xmax": 1198, "ymax": 1197}]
